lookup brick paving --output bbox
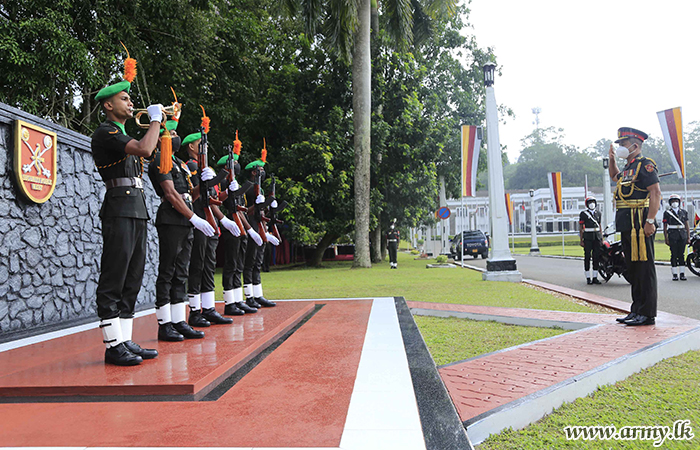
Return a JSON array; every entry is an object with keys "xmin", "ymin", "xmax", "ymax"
[{"xmin": 409, "ymin": 299, "xmax": 700, "ymax": 423}]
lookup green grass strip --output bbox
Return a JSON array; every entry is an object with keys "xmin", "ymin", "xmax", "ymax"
[{"xmin": 413, "ymin": 316, "xmax": 569, "ymax": 366}]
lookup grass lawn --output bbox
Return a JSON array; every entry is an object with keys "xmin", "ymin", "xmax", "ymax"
[
  {"xmin": 510, "ymin": 235, "xmax": 675, "ymax": 261},
  {"xmin": 413, "ymin": 315, "xmax": 569, "ymax": 366},
  {"xmin": 478, "ymin": 349, "xmax": 700, "ymax": 449},
  {"xmin": 214, "ymin": 252, "xmax": 602, "ymax": 313}
]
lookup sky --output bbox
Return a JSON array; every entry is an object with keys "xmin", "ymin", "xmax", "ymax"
[{"xmin": 466, "ymin": 0, "xmax": 700, "ymax": 163}]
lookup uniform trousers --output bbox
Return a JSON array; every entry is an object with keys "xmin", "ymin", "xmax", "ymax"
[
  {"xmin": 583, "ymin": 238, "xmax": 601, "ymax": 271},
  {"xmin": 222, "ymin": 228, "xmax": 244, "ymax": 291},
  {"xmin": 188, "ymin": 229, "xmax": 219, "ymax": 295},
  {"xmin": 96, "ymin": 217, "xmax": 147, "ymax": 320},
  {"xmin": 155, "ymin": 225, "xmax": 193, "ymax": 307},
  {"xmin": 621, "ymin": 231, "xmax": 657, "ymax": 318},
  {"xmin": 388, "ymin": 242, "xmax": 398, "ymax": 264},
  {"xmin": 669, "ymin": 240, "xmax": 686, "ymax": 267},
  {"xmin": 243, "ymin": 235, "xmax": 263, "ymax": 286}
]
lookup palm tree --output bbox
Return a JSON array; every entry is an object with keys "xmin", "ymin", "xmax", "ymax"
[{"xmin": 281, "ymin": 0, "xmax": 456, "ymax": 267}]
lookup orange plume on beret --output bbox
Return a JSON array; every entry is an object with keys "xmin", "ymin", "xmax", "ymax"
[
  {"xmin": 234, "ymin": 130, "xmax": 242, "ymax": 155},
  {"xmin": 120, "ymin": 42, "xmax": 137, "ymax": 83},
  {"xmin": 261, "ymin": 138, "xmax": 267, "ymax": 163},
  {"xmin": 200, "ymin": 105, "xmax": 210, "ymax": 134}
]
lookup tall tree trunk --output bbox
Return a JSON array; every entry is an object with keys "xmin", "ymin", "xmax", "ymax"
[
  {"xmin": 307, "ymin": 231, "xmax": 340, "ymax": 267},
  {"xmin": 370, "ymin": 224, "xmax": 382, "ymax": 263},
  {"xmin": 352, "ymin": 0, "xmax": 372, "ymax": 268}
]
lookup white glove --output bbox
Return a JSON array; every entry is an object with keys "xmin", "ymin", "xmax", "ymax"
[
  {"xmin": 255, "ymin": 194, "xmax": 265, "ymax": 204},
  {"xmin": 228, "ymin": 179, "xmax": 239, "ymax": 192},
  {"xmin": 201, "ymin": 167, "xmax": 216, "ymax": 182},
  {"xmin": 220, "ymin": 217, "xmax": 241, "ymax": 237},
  {"xmin": 265, "ymin": 233, "xmax": 280, "ymax": 246},
  {"xmin": 147, "ymin": 104, "xmax": 164, "ymax": 123},
  {"xmin": 246, "ymin": 227, "xmax": 263, "ymax": 246},
  {"xmin": 189, "ymin": 214, "xmax": 216, "ymax": 237},
  {"xmin": 271, "ymin": 200, "xmax": 278, "ymax": 209}
]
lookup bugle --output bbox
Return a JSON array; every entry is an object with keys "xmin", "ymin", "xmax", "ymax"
[{"xmin": 133, "ymin": 103, "xmax": 182, "ymax": 128}]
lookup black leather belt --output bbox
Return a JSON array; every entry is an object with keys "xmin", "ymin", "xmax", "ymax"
[{"xmin": 104, "ymin": 177, "xmax": 143, "ymax": 190}]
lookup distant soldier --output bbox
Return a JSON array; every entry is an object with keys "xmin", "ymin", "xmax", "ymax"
[
  {"xmin": 387, "ymin": 219, "xmax": 400, "ymax": 269},
  {"xmin": 663, "ymin": 194, "xmax": 690, "ymax": 281},
  {"xmin": 579, "ymin": 196, "xmax": 602, "ymax": 285}
]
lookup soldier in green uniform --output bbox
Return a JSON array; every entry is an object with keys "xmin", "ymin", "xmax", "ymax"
[
  {"xmin": 181, "ymin": 132, "xmax": 238, "ymax": 326},
  {"xmin": 147, "ymin": 121, "xmax": 218, "ymax": 341},
  {"xmin": 91, "ymin": 67, "xmax": 162, "ymax": 365},
  {"xmin": 579, "ymin": 196, "xmax": 602, "ymax": 285},
  {"xmin": 663, "ymin": 194, "xmax": 690, "ymax": 281},
  {"xmin": 608, "ymin": 127, "xmax": 661, "ymax": 326}
]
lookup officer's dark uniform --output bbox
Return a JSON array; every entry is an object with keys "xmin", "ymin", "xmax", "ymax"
[
  {"xmin": 186, "ymin": 158, "xmax": 219, "ymax": 298},
  {"xmin": 91, "ymin": 121, "xmax": 148, "ymax": 320},
  {"xmin": 615, "ymin": 153, "xmax": 659, "ymax": 320},
  {"xmin": 663, "ymin": 207, "xmax": 688, "ymax": 272},
  {"xmin": 579, "ymin": 207, "xmax": 602, "ymax": 282},
  {"xmin": 147, "ymin": 152, "xmax": 194, "ymax": 315},
  {"xmin": 387, "ymin": 228, "xmax": 400, "ymax": 268},
  {"xmin": 221, "ymin": 181, "xmax": 254, "ymax": 314}
]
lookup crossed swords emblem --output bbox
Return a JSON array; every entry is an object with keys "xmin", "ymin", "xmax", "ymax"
[{"xmin": 21, "ymin": 129, "xmax": 52, "ymax": 178}]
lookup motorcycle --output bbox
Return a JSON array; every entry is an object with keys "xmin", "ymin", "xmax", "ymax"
[
  {"xmin": 686, "ymin": 231, "xmax": 700, "ymax": 277},
  {"xmin": 597, "ymin": 224, "xmax": 632, "ymax": 284}
]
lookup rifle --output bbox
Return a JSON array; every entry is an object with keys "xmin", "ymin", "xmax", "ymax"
[
  {"xmin": 267, "ymin": 173, "xmax": 287, "ymax": 241},
  {"xmin": 224, "ymin": 139, "xmax": 253, "ymax": 235},
  {"xmin": 253, "ymin": 168, "xmax": 269, "ymax": 243},
  {"xmin": 198, "ymin": 125, "xmax": 222, "ymax": 236}
]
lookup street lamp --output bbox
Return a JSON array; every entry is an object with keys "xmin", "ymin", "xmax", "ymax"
[
  {"xmin": 483, "ymin": 62, "xmax": 496, "ymax": 87},
  {"xmin": 481, "ymin": 61, "xmax": 521, "ymax": 282},
  {"xmin": 529, "ymin": 189, "xmax": 540, "ymax": 255}
]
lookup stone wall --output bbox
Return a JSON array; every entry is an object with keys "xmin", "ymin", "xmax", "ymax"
[{"xmin": 0, "ymin": 103, "xmax": 160, "ymax": 341}]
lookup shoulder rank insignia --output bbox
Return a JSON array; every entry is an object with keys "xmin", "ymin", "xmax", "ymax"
[{"xmin": 108, "ymin": 129, "xmax": 119, "ymax": 134}]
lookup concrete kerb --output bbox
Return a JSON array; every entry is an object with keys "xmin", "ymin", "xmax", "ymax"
[
  {"xmin": 463, "ymin": 325, "xmax": 700, "ymax": 445},
  {"xmin": 410, "ymin": 307, "xmax": 595, "ymax": 331}
]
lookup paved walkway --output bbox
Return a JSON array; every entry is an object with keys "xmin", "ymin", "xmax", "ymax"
[{"xmin": 409, "ymin": 282, "xmax": 700, "ymax": 445}]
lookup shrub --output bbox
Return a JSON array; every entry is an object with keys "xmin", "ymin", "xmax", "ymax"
[{"xmin": 436, "ymin": 255, "xmax": 448, "ymax": 264}]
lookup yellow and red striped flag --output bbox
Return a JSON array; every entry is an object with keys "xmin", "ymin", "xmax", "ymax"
[
  {"xmin": 657, "ymin": 107, "xmax": 685, "ymax": 179},
  {"xmin": 505, "ymin": 193, "xmax": 514, "ymax": 225},
  {"xmin": 548, "ymin": 172, "xmax": 563, "ymax": 214},
  {"xmin": 461, "ymin": 125, "xmax": 482, "ymax": 197}
]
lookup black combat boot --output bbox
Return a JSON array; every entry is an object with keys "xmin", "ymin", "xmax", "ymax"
[
  {"xmin": 123, "ymin": 340, "xmax": 158, "ymax": 359},
  {"xmin": 224, "ymin": 303, "xmax": 245, "ymax": 315},
  {"xmin": 246, "ymin": 297, "xmax": 262, "ymax": 309},
  {"xmin": 255, "ymin": 297, "xmax": 277, "ymax": 307},
  {"xmin": 236, "ymin": 301, "xmax": 258, "ymax": 313},
  {"xmin": 105, "ymin": 343, "xmax": 143, "ymax": 366},
  {"xmin": 202, "ymin": 307, "xmax": 234, "ymax": 324},
  {"xmin": 158, "ymin": 322, "xmax": 185, "ymax": 341},
  {"xmin": 173, "ymin": 321, "xmax": 205, "ymax": 339},
  {"xmin": 188, "ymin": 309, "xmax": 211, "ymax": 327}
]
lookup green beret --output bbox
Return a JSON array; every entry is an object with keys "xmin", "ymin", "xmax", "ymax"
[
  {"xmin": 95, "ymin": 80, "xmax": 131, "ymax": 102},
  {"xmin": 217, "ymin": 154, "xmax": 239, "ymax": 167},
  {"xmin": 182, "ymin": 132, "xmax": 202, "ymax": 147},
  {"xmin": 245, "ymin": 160, "xmax": 265, "ymax": 170},
  {"xmin": 159, "ymin": 120, "xmax": 179, "ymax": 135}
]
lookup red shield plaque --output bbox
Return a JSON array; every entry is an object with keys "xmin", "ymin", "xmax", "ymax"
[{"xmin": 14, "ymin": 120, "xmax": 58, "ymax": 204}]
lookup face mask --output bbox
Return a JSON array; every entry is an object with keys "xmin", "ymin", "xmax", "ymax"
[
  {"xmin": 671, "ymin": 202, "xmax": 680, "ymax": 210},
  {"xmin": 615, "ymin": 145, "xmax": 630, "ymax": 159},
  {"xmin": 171, "ymin": 136, "xmax": 181, "ymax": 153},
  {"xmin": 588, "ymin": 203, "xmax": 596, "ymax": 210},
  {"xmin": 390, "ymin": 225, "xmax": 395, "ymax": 230}
]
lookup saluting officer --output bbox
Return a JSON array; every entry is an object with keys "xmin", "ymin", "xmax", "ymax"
[
  {"xmin": 663, "ymin": 194, "xmax": 690, "ymax": 281},
  {"xmin": 147, "ymin": 121, "xmax": 219, "ymax": 341},
  {"xmin": 579, "ymin": 196, "xmax": 602, "ymax": 285},
  {"xmin": 91, "ymin": 50, "xmax": 161, "ymax": 365},
  {"xmin": 608, "ymin": 127, "xmax": 661, "ymax": 326},
  {"xmin": 387, "ymin": 219, "xmax": 400, "ymax": 269}
]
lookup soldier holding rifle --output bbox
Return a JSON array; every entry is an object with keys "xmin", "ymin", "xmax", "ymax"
[{"xmin": 608, "ymin": 127, "xmax": 661, "ymax": 326}]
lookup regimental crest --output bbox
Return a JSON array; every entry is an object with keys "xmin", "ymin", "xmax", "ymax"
[{"xmin": 14, "ymin": 120, "xmax": 58, "ymax": 204}]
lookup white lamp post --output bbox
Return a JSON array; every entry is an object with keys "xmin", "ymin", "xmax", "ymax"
[
  {"xmin": 482, "ymin": 62, "xmax": 521, "ymax": 282},
  {"xmin": 529, "ymin": 189, "xmax": 540, "ymax": 255}
]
